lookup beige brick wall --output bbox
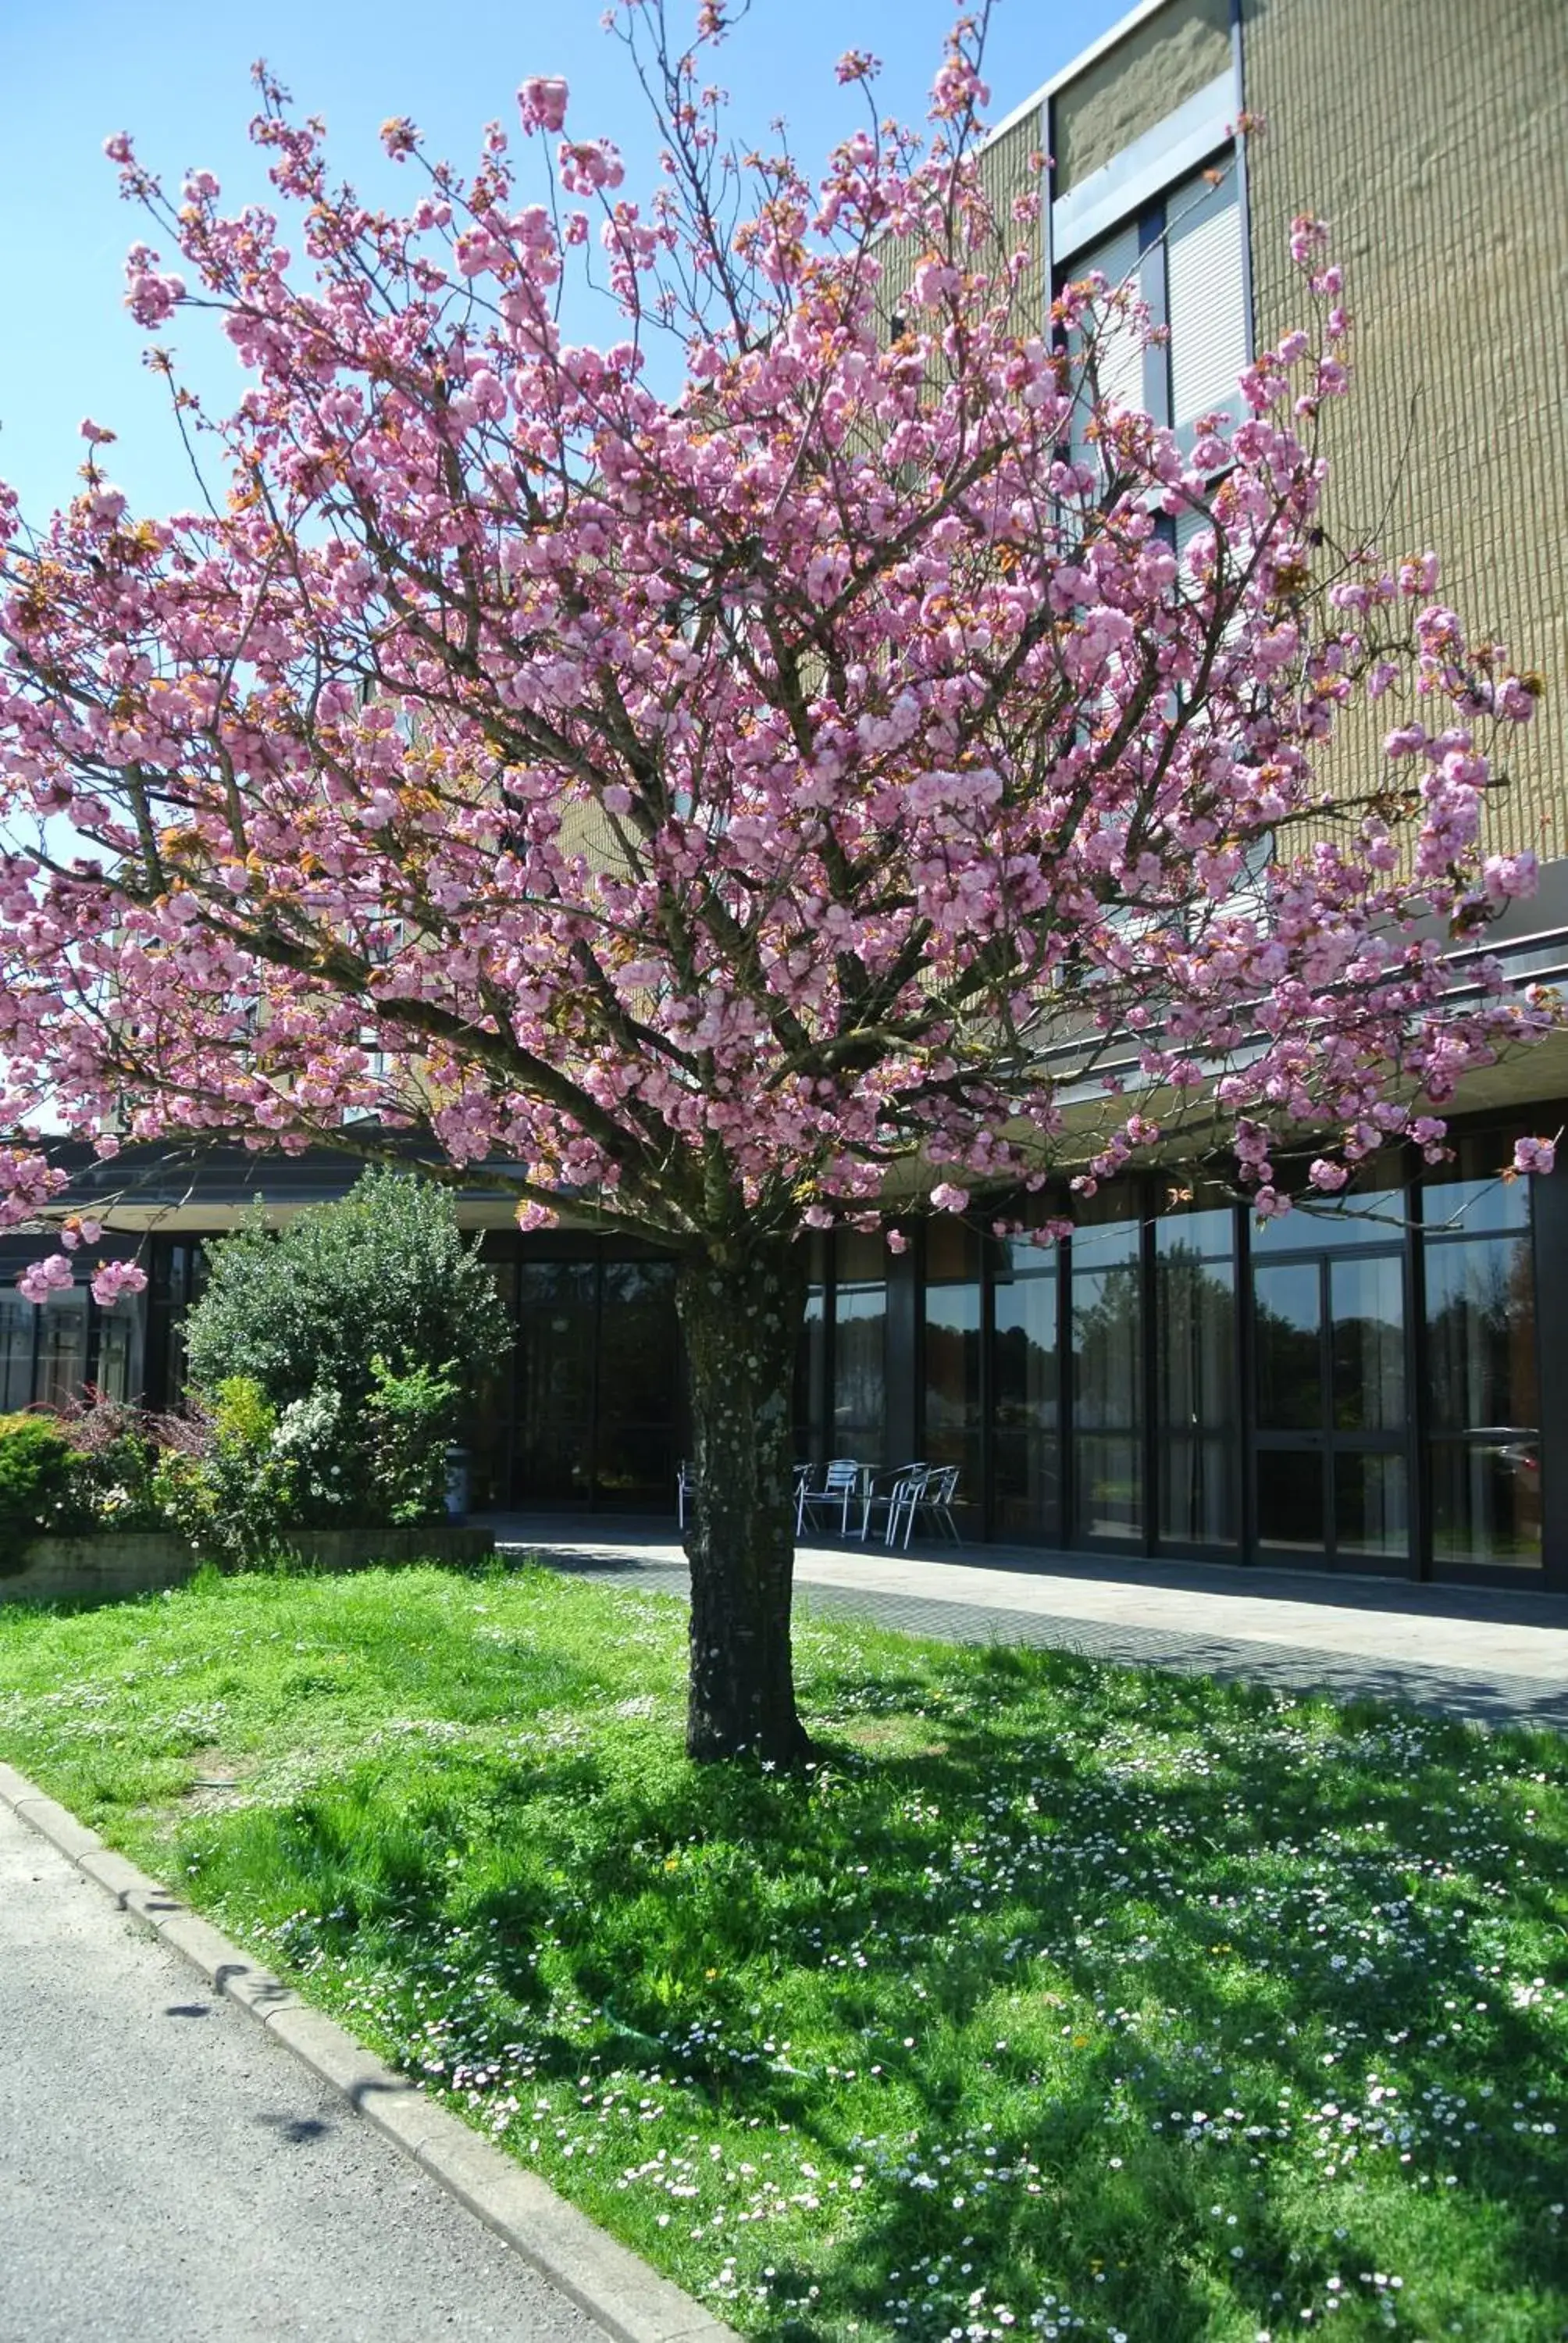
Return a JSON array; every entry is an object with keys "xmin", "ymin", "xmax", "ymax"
[
  {"xmin": 1242, "ymin": 0, "xmax": 1568, "ymax": 863},
  {"xmin": 1054, "ymin": 0, "xmax": 1232, "ymax": 191},
  {"xmin": 977, "ymin": 109, "xmax": 1048, "ymax": 332}
]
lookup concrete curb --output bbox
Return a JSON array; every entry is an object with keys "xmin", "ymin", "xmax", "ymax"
[{"xmin": 0, "ymin": 1760, "xmax": 737, "ymax": 2343}]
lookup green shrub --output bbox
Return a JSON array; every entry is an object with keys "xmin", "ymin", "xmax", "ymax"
[
  {"xmin": 364, "ymin": 1355, "xmax": 460, "ymax": 1525},
  {"xmin": 176, "ymin": 1171, "xmax": 508, "ymax": 1539},
  {"xmin": 271, "ymin": 1384, "xmax": 358, "ymax": 1524},
  {"xmin": 196, "ymin": 1376, "xmax": 299, "ymax": 1567},
  {"xmin": 184, "ymin": 1168, "xmax": 510, "ymax": 1416},
  {"xmin": 52, "ymin": 1400, "xmax": 166, "ymax": 1535},
  {"xmin": 0, "ymin": 1414, "xmax": 87, "ymax": 1563}
]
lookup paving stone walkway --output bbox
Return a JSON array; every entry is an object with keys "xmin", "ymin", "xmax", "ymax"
[{"xmin": 486, "ymin": 1517, "xmax": 1568, "ymax": 1731}]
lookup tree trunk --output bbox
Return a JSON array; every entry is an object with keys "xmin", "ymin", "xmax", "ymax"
[{"xmin": 675, "ymin": 1237, "xmax": 810, "ymax": 1764}]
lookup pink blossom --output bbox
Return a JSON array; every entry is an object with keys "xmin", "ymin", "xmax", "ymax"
[
  {"xmin": 1513, "ymin": 1136, "xmax": 1556, "ymax": 1178},
  {"xmin": 929, "ymin": 1183, "xmax": 970, "ymax": 1214},
  {"xmin": 558, "ymin": 139, "xmax": 624, "ymax": 195},
  {"xmin": 519, "ymin": 76, "xmax": 569, "ymax": 134},
  {"xmin": 91, "ymin": 1260, "xmax": 148, "ymax": 1306},
  {"xmin": 17, "ymin": 1255, "xmax": 74, "ymax": 1304}
]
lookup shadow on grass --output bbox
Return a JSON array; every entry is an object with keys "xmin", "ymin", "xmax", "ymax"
[
  {"xmin": 5, "ymin": 1569, "xmax": 1563, "ymax": 2338},
  {"xmin": 157, "ymin": 1628, "xmax": 1568, "ymax": 2341}
]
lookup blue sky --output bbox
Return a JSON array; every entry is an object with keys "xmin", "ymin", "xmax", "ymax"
[{"xmin": 0, "ymin": 0, "xmax": 1129, "ymax": 525}]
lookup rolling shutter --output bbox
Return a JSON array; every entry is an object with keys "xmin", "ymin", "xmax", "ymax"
[{"xmin": 1165, "ymin": 167, "xmax": 1248, "ymax": 428}]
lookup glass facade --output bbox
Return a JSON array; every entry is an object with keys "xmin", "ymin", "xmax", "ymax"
[
  {"xmin": 832, "ymin": 1232, "xmax": 888, "ymax": 1464},
  {"xmin": 5, "ymin": 1113, "xmax": 1560, "ymax": 1586},
  {"xmin": 508, "ymin": 1252, "xmax": 680, "ymax": 1510},
  {"xmin": 1071, "ymin": 1206, "xmax": 1143, "ymax": 1543},
  {"xmin": 1250, "ymin": 1163, "xmax": 1410, "ymax": 1568},
  {"xmin": 777, "ymin": 1124, "xmax": 1560, "ymax": 1581},
  {"xmin": 991, "ymin": 1233, "xmax": 1060, "ymax": 1541},
  {"xmin": 0, "ymin": 1282, "xmax": 143, "ymax": 1414},
  {"xmin": 0, "ymin": 1292, "xmax": 35, "ymax": 1411},
  {"xmin": 1155, "ymin": 1205, "xmax": 1237, "ymax": 1546},
  {"xmin": 923, "ymin": 1221, "xmax": 982, "ymax": 1504},
  {"xmin": 1421, "ymin": 1141, "xmax": 1541, "ymax": 1569}
]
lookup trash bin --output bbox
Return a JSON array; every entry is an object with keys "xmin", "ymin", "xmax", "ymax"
[{"xmin": 444, "ymin": 1444, "xmax": 470, "ymax": 1523}]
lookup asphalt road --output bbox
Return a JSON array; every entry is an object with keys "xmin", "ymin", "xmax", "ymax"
[{"xmin": 0, "ymin": 1801, "xmax": 604, "ymax": 2343}]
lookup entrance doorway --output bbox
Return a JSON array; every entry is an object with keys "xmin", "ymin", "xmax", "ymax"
[
  {"xmin": 1252, "ymin": 1232, "xmax": 1409, "ymax": 1571},
  {"xmin": 511, "ymin": 1254, "xmax": 681, "ymax": 1510}
]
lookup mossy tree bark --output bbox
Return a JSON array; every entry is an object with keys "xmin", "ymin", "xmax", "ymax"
[{"xmin": 675, "ymin": 1238, "xmax": 810, "ymax": 1763}]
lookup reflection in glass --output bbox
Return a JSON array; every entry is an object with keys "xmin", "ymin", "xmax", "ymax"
[
  {"xmin": 513, "ymin": 1257, "xmax": 681, "ymax": 1509},
  {"xmin": 834, "ymin": 1275, "xmax": 886, "ymax": 1464},
  {"xmin": 992, "ymin": 1254, "xmax": 1058, "ymax": 1539},
  {"xmin": 1075, "ymin": 1435, "xmax": 1141, "ymax": 1540},
  {"xmin": 37, "ymin": 1290, "xmax": 88, "ymax": 1407},
  {"xmin": 1330, "ymin": 1255, "xmax": 1406, "ymax": 1432},
  {"xmin": 925, "ymin": 1273, "xmax": 982, "ymax": 1493},
  {"xmin": 149, "ymin": 1239, "xmax": 208, "ymax": 1410},
  {"xmin": 796, "ymin": 1285, "xmax": 826, "ymax": 1460},
  {"xmin": 1250, "ymin": 1157, "xmax": 1406, "ymax": 1250},
  {"xmin": 596, "ymin": 1261, "xmax": 680, "ymax": 1507},
  {"xmin": 1156, "ymin": 1206, "xmax": 1234, "ymax": 1258},
  {"xmin": 1071, "ymin": 1218, "xmax": 1142, "ymax": 1539},
  {"xmin": 1073, "ymin": 1269, "xmax": 1140, "ymax": 1428},
  {"xmin": 1423, "ymin": 1221, "xmax": 1540, "ymax": 1568},
  {"xmin": 1158, "ymin": 1248, "xmax": 1235, "ymax": 1429},
  {"xmin": 515, "ymin": 1262, "xmax": 597, "ymax": 1501},
  {"xmin": 1256, "ymin": 1449, "xmax": 1324, "ymax": 1552},
  {"xmin": 1430, "ymin": 1439, "xmax": 1542, "ymax": 1568},
  {"xmin": 95, "ymin": 1303, "xmax": 137, "ymax": 1403},
  {"xmin": 1335, "ymin": 1451, "xmax": 1409, "ymax": 1557},
  {"xmin": 0, "ymin": 1296, "xmax": 34, "ymax": 1410},
  {"xmin": 1254, "ymin": 1263, "xmax": 1321, "ymax": 1429},
  {"xmin": 1162, "ymin": 1436, "xmax": 1236, "ymax": 1546},
  {"xmin": 1420, "ymin": 1129, "xmax": 1531, "ymax": 1237},
  {"xmin": 1156, "ymin": 1232, "xmax": 1236, "ymax": 1545},
  {"xmin": 1424, "ymin": 1236, "xmax": 1536, "ymax": 1432}
]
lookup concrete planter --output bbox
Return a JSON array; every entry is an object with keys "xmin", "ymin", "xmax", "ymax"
[
  {"xmin": 271, "ymin": 1524, "xmax": 496, "ymax": 1572},
  {"xmin": 0, "ymin": 1522, "xmax": 495, "ymax": 1605},
  {"xmin": 0, "ymin": 1532, "xmax": 196, "ymax": 1607}
]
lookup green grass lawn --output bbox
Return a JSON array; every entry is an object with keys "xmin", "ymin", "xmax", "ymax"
[{"xmin": 2, "ymin": 1560, "xmax": 1566, "ymax": 2343}]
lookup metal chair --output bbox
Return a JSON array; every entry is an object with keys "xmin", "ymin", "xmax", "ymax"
[
  {"xmin": 682, "ymin": 1460, "xmax": 814, "ymax": 1530},
  {"xmin": 797, "ymin": 1457, "xmax": 863, "ymax": 1538},
  {"xmin": 857, "ymin": 1463, "xmax": 928, "ymax": 1543},
  {"xmin": 886, "ymin": 1463, "xmax": 962, "ymax": 1550}
]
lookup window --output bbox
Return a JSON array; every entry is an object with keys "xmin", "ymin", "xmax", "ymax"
[
  {"xmin": 1155, "ymin": 1201, "xmax": 1237, "ymax": 1546},
  {"xmin": 832, "ymin": 1232, "xmax": 887, "ymax": 1464},
  {"xmin": 0, "ymin": 1293, "xmax": 34, "ymax": 1410},
  {"xmin": 1066, "ymin": 217, "xmax": 1150, "ymax": 473},
  {"xmin": 923, "ymin": 1221, "xmax": 982, "ymax": 1500},
  {"xmin": 1071, "ymin": 1199, "xmax": 1144, "ymax": 1542},
  {"xmin": 1420, "ymin": 1136, "xmax": 1541, "ymax": 1571},
  {"xmin": 1060, "ymin": 158, "xmax": 1249, "ymax": 473},
  {"xmin": 990, "ymin": 1231, "xmax": 1061, "ymax": 1541}
]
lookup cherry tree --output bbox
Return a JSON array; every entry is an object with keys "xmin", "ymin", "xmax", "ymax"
[{"xmin": 0, "ymin": 9, "xmax": 1556, "ymax": 1757}]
